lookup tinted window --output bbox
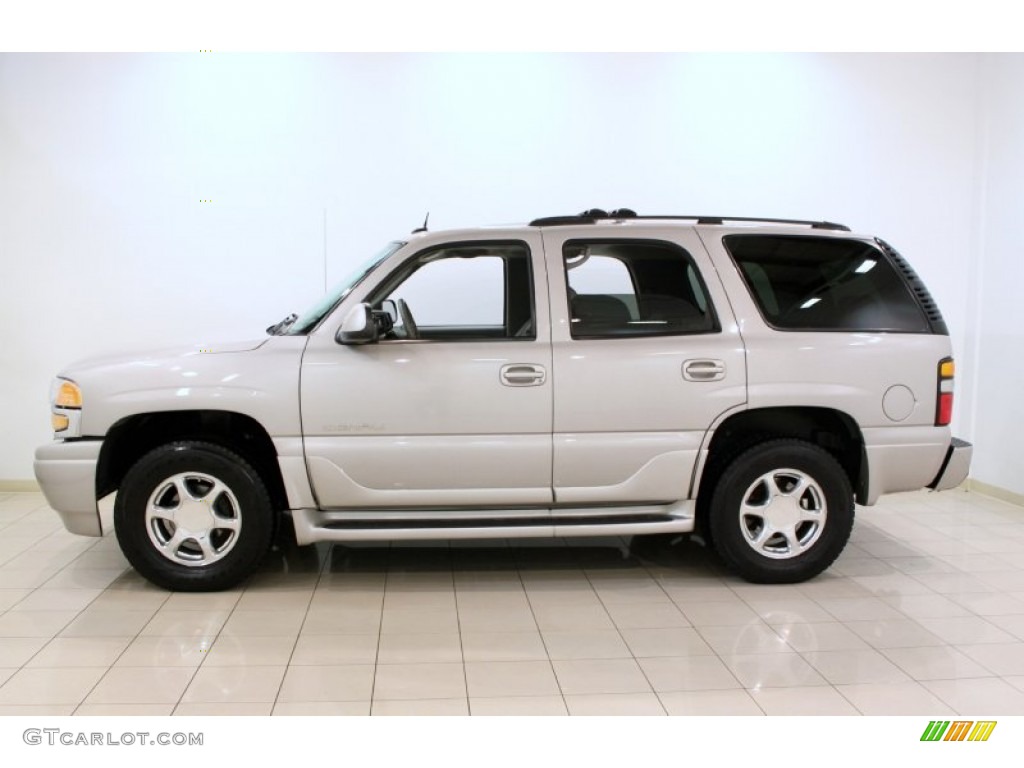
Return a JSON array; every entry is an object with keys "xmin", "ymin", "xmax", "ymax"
[
  {"xmin": 725, "ymin": 235, "xmax": 930, "ymax": 333},
  {"xmin": 564, "ymin": 241, "xmax": 718, "ymax": 338}
]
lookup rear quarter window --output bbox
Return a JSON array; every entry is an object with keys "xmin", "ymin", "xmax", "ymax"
[{"xmin": 724, "ymin": 235, "xmax": 931, "ymax": 333}]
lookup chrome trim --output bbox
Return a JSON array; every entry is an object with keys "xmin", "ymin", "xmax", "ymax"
[
  {"xmin": 310, "ymin": 504, "xmax": 676, "ymax": 522},
  {"xmin": 291, "ymin": 500, "xmax": 694, "ymax": 545},
  {"xmin": 145, "ymin": 471, "xmax": 243, "ymax": 567},
  {"xmin": 53, "ymin": 407, "xmax": 82, "ymax": 438},
  {"xmin": 737, "ymin": 468, "xmax": 826, "ymax": 560}
]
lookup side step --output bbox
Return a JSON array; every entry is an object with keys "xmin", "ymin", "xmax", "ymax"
[{"xmin": 290, "ymin": 503, "xmax": 694, "ymax": 545}]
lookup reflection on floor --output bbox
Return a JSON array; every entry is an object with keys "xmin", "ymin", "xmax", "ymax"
[{"xmin": 1, "ymin": 488, "xmax": 1023, "ymax": 716}]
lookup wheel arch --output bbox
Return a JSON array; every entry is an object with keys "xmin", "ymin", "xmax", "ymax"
[
  {"xmin": 96, "ymin": 410, "xmax": 289, "ymax": 515},
  {"xmin": 694, "ymin": 406, "xmax": 867, "ymax": 507}
]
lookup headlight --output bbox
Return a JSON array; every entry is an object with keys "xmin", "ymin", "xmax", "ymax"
[
  {"xmin": 50, "ymin": 378, "xmax": 82, "ymax": 436},
  {"xmin": 55, "ymin": 380, "xmax": 83, "ymax": 409}
]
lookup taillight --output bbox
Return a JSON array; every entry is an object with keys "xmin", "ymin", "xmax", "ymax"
[{"xmin": 936, "ymin": 357, "xmax": 954, "ymax": 426}]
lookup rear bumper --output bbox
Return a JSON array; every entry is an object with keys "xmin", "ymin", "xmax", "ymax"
[
  {"xmin": 33, "ymin": 440, "xmax": 103, "ymax": 536},
  {"xmin": 861, "ymin": 426, "xmax": 951, "ymax": 505},
  {"xmin": 928, "ymin": 437, "xmax": 973, "ymax": 492}
]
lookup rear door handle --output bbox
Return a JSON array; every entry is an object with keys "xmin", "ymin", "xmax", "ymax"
[
  {"xmin": 683, "ymin": 359, "xmax": 726, "ymax": 382},
  {"xmin": 500, "ymin": 364, "xmax": 547, "ymax": 387}
]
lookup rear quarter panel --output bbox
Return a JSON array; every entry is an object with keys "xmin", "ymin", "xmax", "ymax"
[{"xmin": 699, "ymin": 227, "xmax": 954, "ymax": 500}]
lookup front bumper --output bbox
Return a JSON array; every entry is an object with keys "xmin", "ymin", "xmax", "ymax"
[
  {"xmin": 928, "ymin": 437, "xmax": 973, "ymax": 492},
  {"xmin": 33, "ymin": 439, "xmax": 103, "ymax": 536}
]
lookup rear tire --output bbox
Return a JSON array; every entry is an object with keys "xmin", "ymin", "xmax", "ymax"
[
  {"xmin": 708, "ymin": 439, "xmax": 854, "ymax": 583},
  {"xmin": 114, "ymin": 441, "xmax": 274, "ymax": 591}
]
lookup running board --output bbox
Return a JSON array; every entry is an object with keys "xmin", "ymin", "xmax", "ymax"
[{"xmin": 290, "ymin": 502, "xmax": 694, "ymax": 545}]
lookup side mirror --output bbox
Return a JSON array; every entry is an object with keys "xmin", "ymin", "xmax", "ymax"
[
  {"xmin": 336, "ymin": 303, "xmax": 379, "ymax": 345},
  {"xmin": 381, "ymin": 299, "xmax": 399, "ymax": 324}
]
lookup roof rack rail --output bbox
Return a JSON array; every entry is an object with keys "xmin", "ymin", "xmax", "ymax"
[
  {"xmin": 686, "ymin": 216, "xmax": 849, "ymax": 231},
  {"xmin": 529, "ymin": 210, "xmax": 850, "ymax": 232}
]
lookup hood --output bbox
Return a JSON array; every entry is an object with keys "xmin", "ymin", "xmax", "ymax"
[
  {"xmin": 51, "ymin": 333, "xmax": 308, "ymax": 439},
  {"xmin": 61, "ymin": 338, "xmax": 269, "ymax": 375}
]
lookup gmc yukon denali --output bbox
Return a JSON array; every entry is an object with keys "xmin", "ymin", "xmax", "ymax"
[{"xmin": 34, "ymin": 210, "xmax": 973, "ymax": 590}]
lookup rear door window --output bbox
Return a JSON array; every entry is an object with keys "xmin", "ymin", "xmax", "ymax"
[{"xmin": 563, "ymin": 241, "xmax": 718, "ymax": 338}]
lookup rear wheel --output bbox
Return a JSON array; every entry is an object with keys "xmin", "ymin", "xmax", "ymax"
[
  {"xmin": 708, "ymin": 439, "xmax": 854, "ymax": 583},
  {"xmin": 114, "ymin": 441, "xmax": 274, "ymax": 591}
]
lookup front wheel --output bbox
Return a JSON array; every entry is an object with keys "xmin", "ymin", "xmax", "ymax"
[
  {"xmin": 708, "ymin": 439, "xmax": 854, "ymax": 584},
  {"xmin": 114, "ymin": 441, "xmax": 274, "ymax": 591}
]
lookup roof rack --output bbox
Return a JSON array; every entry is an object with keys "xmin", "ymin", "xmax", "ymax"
[
  {"xmin": 529, "ymin": 210, "xmax": 850, "ymax": 232},
  {"xmin": 529, "ymin": 208, "xmax": 634, "ymax": 227}
]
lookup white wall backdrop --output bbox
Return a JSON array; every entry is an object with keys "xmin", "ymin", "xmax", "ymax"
[
  {"xmin": 0, "ymin": 52, "xmax": 1009, "ymax": 491},
  {"xmin": 967, "ymin": 55, "xmax": 1024, "ymax": 497}
]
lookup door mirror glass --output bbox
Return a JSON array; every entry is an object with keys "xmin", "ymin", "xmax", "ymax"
[
  {"xmin": 380, "ymin": 299, "xmax": 399, "ymax": 324},
  {"xmin": 336, "ymin": 303, "xmax": 379, "ymax": 345}
]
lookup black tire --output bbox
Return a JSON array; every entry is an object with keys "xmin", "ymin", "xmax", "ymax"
[
  {"xmin": 707, "ymin": 439, "xmax": 854, "ymax": 584},
  {"xmin": 693, "ymin": 432, "xmax": 770, "ymax": 551},
  {"xmin": 114, "ymin": 441, "xmax": 275, "ymax": 591}
]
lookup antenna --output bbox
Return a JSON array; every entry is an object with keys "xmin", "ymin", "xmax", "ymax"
[{"xmin": 412, "ymin": 212, "xmax": 429, "ymax": 234}]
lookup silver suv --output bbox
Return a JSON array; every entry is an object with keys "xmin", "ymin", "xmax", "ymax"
[{"xmin": 34, "ymin": 209, "xmax": 972, "ymax": 591}]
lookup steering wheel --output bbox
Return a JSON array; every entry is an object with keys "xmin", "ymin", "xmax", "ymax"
[{"xmin": 396, "ymin": 298, "xmax": 419, "ymax": 340}]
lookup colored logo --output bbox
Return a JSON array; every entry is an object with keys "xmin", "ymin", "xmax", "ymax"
[{"xmin": 921, "ymin": 721, "xmax": 997, "ymax": 742}]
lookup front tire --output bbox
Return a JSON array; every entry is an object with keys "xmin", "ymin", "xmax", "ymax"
[
  {"xmin": 708, "ymin": 439, "xmax": 854, "ymax": 584},
  {"xmin": 114, "ymin": 441, "xmax": 274, "ymax": 591}
]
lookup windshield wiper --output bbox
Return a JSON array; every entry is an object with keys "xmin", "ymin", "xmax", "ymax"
[{"xmin": 265, "ymin": 313, "xmax": 298, "ymax": 336}]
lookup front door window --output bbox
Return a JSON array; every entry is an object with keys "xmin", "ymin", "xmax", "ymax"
[{"xmin": 373, "ymin": 243, "xmax": 535, "ymax": 341}]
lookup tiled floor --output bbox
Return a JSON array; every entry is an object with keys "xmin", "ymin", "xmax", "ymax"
[{"xmin": 1, "ymin": 487, "xmax": 1024, "ymax": 716}]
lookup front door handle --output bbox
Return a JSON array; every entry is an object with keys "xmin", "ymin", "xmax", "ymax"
[
  {"xmin": 500, "ymin": 364, "xmax": 547, "ymax": 387},
  {"xmin": 683, "ymin": 359, "xmax": 726, "ymax": 382}
]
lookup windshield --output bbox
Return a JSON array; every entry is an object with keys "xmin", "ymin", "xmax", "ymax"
[{"xmin": 285, "ymin": 241, "xmax": 405, "ymax": 335}]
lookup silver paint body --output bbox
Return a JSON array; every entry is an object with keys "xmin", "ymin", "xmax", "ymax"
[{"xmin": 34, "ymin": 221, "xmax": 972, "ymax": 540}]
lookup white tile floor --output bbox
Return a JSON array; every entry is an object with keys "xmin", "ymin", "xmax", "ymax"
[{"xmin": 1, "ymin": 487, "xmax": 1024, "ymax": 716}]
